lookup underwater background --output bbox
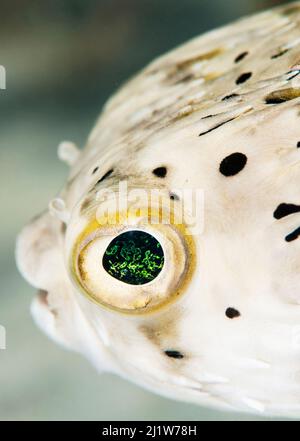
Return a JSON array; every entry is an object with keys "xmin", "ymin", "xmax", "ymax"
[{"xmin": 0, "ymin": 0, "xmax": 294, "ymax": 421}]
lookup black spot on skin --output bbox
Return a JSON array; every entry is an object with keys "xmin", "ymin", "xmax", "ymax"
[
  {"xmin": 153, "ymin": 166, "xmax": 167, "ymax": 178},
  {"xmin": 199, "ymin": 117, "xmax": 235, "ymax": 136},
  {"xmin": 219, "ymin": 153, "xmax": 247, "ymax": 177},
  {"xmin": 226, "ymin": 308, "xmax": 241, "ymax": 319},
  {"xmin": 96, "ymin": 169, "xmax": 114, "ymax": 184},
  {"xmin": 285, "ymin": 227, "xmax": 300, "ymax": 242},
  {"xmin": 170, "ymin": 192, "xmax": 180, "ymax": 201},
  {"xmin": 271, "ymin": 48, "xmax": 288, "ymax": 59},
  {"xmin": 236, "ymin": 72, "xmax": 252, "ymax": 85},
  {"xmin": 273, "ymin": 203, "xmax": 300, "ymax": 220},
  {"xmin": 297, "ymin": 142, "xmax": 300, "ymax": 148},
  {"xmin": 92, "ymin": 166, "xmax": 99, "ymax": 175},
  {"xmin": 164, "ymin": 350, "xmax": 184, "ymax": 359},
  {"xmin": 265, "ymin": 97, "xmax": 286, "ymax": 105},
  {"xmin": 222, "ymin": 93, "xmax": 239, "ymax": 101},
  {"xmin": 234, "ymin": 51, "xmax": 248, "ymax": 63}
]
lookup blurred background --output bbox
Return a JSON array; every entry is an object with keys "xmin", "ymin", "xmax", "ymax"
[{"xmin": 0, "ymin": 0, "xmax": 294, "ymax": 421}]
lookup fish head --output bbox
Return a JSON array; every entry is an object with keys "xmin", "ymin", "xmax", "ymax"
[{"xmin": 16, "ymin": 2, "xmax": 300, "ymax": 416}]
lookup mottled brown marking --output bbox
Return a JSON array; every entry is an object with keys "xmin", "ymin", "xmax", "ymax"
[
  {"xmin": 204, "ymin": 72, "xmax": 222, "ymax": 82},
  {"xmin": 173, "ymin": 106, "xmax": 195, "ymax": 121},
  {"xmin": 80, "ymin": 197, "xmax": 93, "ymax": 214},
  {"xmin": 173, "ymin": 73, "xmax": 195, "ymax": 85},
  {"xmin": 164, "ymin": 48, "xmax": 222, "ymax": 85},
  {"xmin": 78, "ymin": 252, "xmax": 88, "ymax": 282},
  {"xmin": 31, "ymin": 226, "xmax": 53, "ymax": 255},
  {"xmin": 175, "ymin": 48, "xmax": 222, "ymax": 71},
  {"xmin": 139, "ymin": 307, "xmax": 182, "ymax": 348},
  {"xmin": 265, "ymin": 87, "xmax": 300, "ymax": 104},
  {"xmin": 282, "ymin": 5, "xmax": 300, "ymax": 16}
]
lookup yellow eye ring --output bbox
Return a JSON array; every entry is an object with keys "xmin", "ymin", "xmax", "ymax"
[{"xmin": 68, "ymin": 207, "xmax": 196, "ymax": 315}]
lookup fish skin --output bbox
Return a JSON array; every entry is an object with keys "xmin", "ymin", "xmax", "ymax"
[{"xmin": 16, "ymin": 2, "xmax": 300, "ymax": 417}]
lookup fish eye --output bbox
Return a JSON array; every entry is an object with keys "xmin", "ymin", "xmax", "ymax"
[
  {"xmin": 68, "ymin": 205, "xmax": 196, "ymax": 314},
  {"xmin": 102, "ymin": 230, "xmax": 164, "ymax": 285}
]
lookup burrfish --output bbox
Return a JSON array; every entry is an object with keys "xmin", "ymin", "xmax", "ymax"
[{"xmin": 16, "ymin": 2, "xmax": 300, "ymax": 417}]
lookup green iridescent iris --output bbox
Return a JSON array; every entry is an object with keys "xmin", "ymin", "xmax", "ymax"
[{"xmin": 102, "ymin": 230, "xmax": 164, "ymax": 285}]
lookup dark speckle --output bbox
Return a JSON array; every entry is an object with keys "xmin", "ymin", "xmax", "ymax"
[
  {"xmin": 164, "ymin": 350, "xmax": 184, "ymax": 359},
  {"xmin": 297, "ymin": 142, "xmax": 300, "ymax": 148},
  {"xmin": 92, "ymin": 166, "xmax": 99, "ymax": 175},
  {"xmin": 221, "ymin": 93, "xmax": 239, "ymax": 101},
  {"xmin": 199, "ymin": 117, "xmax": 235, "ymax": 136},
  {"xmin": 153, "ymin": 166, "xmax": 167, "ymax": 178},
  {"xmin": 201, "ymin": 114, "xmax": 215, "ymax": 119},
  {"xmin": 226, "ymin": 308, "xmax": 241, "ymax": 319},
  {"xmin": 170, "ymin": 192, "xmax": 179, "ymax": 201},
  {"xmin": 236, "ymin": 72, "xmax": 252, "ymax": 85},
  {"xmin": 271, "ymin": 48, "xmax": 288, "ymax": 59},
  {"xmin": 234, "ymin": 51, "xmax": 248, "ymax": 63},
  {"xmin": 96, "ymin": 169, "xmax": 114, "ymax": 184},
  {"xmin": 219, "ymin": 153, "xmax": 247, "ymax": 177}
]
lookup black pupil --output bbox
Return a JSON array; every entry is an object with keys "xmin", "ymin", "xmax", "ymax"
[{"xmin": 102, "ymin": 230, "xmax": 164, "ymax": 285}]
